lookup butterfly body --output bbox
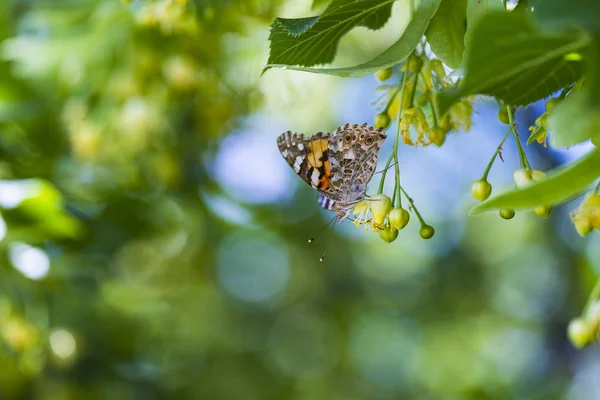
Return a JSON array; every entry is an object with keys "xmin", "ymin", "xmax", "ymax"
[{"xmin": 277, "ymin": 123, "xmax": 387, "ymax": 221}]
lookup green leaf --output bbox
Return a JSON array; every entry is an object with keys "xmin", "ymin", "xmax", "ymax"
[
  {"xmin": 469, "ymin": 146, "xmax": 600, "ymax": 214},
  {"xmin": 531, "ymin": 0, "xmax": 600, "ymax": 33},
  {"xmin": 264, "ymin": 0, "xmax": 442, "ymax": 78},
  {"xmin": 312, "ymin": 0, "xmax": 332, "ymax": 10},
  {"xmin": 265, "ymin": 0, "xmax": 395, "ymax": 69},
  {"xmin": 437, "ymin": 11, "xmax": 589, "ymax": 117},
  {"xmin": 513, "ymin": 0, "xmax": 532, "ymax": 12},
  {"xmin": 463, "ymin": 0, "xmax": 504, "ymax": 52},
  {"xmin": 425, "ymin": 0, "xmax": 468, "ymax": 69},
  {"xmin": 274, "ymin": 17, "xmax": 320, "ymax": 36},
  {"xmin": 548, "ymin": 91, "xmax": 600, "ymax": 147}
]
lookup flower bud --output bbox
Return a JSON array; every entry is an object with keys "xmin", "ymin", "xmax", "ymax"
[
  {"xmin": 388, "ymin": 208, "xmax": 410, "ymax": 230},
  {"xmin": 499, "ymin": 208, "xmax": 515, "ymax": 220},
  {"xmin": 374, "ymin": 112, "xmax": 391, "ymax": 129},
  {"xmin": 419, "ymin": 225, "xmax": 435, "ymax": 239},
  {"xmin": 471, "ymin": 179, "xmax": 492, "ymax": 201},
  {"xmin": 513, "ymin": 168, "xmax": 546, "ymax": 187},
  {"xmin": 533, "ymin": 205, "xmax": 552, "ymax": 218},
  {"xmin": 375, "ymin": 67, "xmax": 393, "ymax": 81},
  {"xmin": 568, "ymin": 318, "xmax": 593, "ymax": 349},
  {"xmin": 380, "ymin": 224, "xmax": 399, "ymax": 243}
]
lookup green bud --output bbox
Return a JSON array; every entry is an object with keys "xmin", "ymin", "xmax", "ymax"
[
  {"xmin": 374, "ymin": 112, "xmax": 391, "ymax": 129},
  {"xmin": 419, "ymin": 225, "xmax": 435, "ymax": 239},
  {"xmin": 533, "ymin": 205, "xmax": 552, "ymax": 218},
  {"xmin": 568, "ymin": 318, "xmax": 593, "ymax": 349},
  {"xmin": 380, "ymin": 224, "xmax": 399, "ymax": 243},
  {"xmin": 499, "ymin": 208, "xmax": 515, "ymax": 220},
  {"xmin": 471, "ymin": 179, "xmax": 492, "ymax": 201},
  {"xmin": 388, "ymin": 207, "xmax": 410, "ymax": 230},
  {"xmin": 375, "ymin": 67, "xmax": 393, "ymax": 81}
]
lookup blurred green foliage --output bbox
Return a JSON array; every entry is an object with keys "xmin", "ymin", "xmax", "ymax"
[{"xmin": 0, "ymin": 1, "xmax": 598, "ymax": 399}]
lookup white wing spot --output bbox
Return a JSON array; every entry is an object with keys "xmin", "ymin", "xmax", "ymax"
[
  {"xmin": 297, "ymin": 143, "xmax": 304, "ymax": 151},
  {"xmin": 311, "ymin": 168, "xmax": 320, "ymax": 185}
]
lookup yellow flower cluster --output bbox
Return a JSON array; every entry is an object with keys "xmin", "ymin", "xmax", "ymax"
[
  {"xmin": 352, "ymin": 194, "xmax": 410, "ymax": 243},
  {"xmin": 384, "ymin": 57, "xmax": 474, "ymax": 147},
  {"xmin": 528, "ymin": 97, "xmax": 560, "ymax": 147},
  {"xmin": 570, "ymin": 192, "xmax": 600, "ymax": 236}
]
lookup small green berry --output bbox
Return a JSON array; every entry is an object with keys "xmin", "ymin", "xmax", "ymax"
[
  {"xmin": 380, "ymin": 224, "xmax": 399, "ymax": 243},
  {"xmin": 419, "ymin": 225, "xmax": 435, "ymax": 239},
  {"xmin": 499, "ymin": 208, "xmax": 515, "ymax": 219},
  {"xmin": 568, "ymin": 318, "xmax": 593, "ymax": 349},
  {"xmin": 533, "ymin": 205, "xmax": 552, "ymax": 218},
  {"xmin": 374, "ymin": 112, "xmax": 391, "ymax": 129},
  {"xmin": 388, "ymin": 207, "xmax": 410, "ymax": 230},
  {"xmin": 471, "ymin": 179, "xmax": 492, "ymax": 201},
  {"xmin": 375, "ymin": 67, "xmax": 393, "ymax": 81}
]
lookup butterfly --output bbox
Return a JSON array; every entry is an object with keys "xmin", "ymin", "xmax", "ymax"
[{"xmin": 277, "ymin": 123, "xmax": 387, "ymax": 221}]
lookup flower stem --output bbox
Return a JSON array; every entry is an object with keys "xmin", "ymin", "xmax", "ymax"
[
  {"xmin": 394, "ymin": 152, "xmax": 401, "ymax": 208},
  {"xmin": 583, "ymin": 278, "xmax": 600, "ymax": 316},
  {"xmin": 379, "ymin": 53, "xmax": 413, "ymax": 194},
  {"xmin": 400, "ymin": 186, "xmax": 426, "ymax": 226},
  {"xmin": 482, "ymin": 127, "xmax": 512, "ymax": 180},
  {"xmin": 595, "ymin": 180, "xmax": 600, "ymax": 194},
  {"xmin": 507, "ymin": 105, "xmax": 530, "ymax": 169}
]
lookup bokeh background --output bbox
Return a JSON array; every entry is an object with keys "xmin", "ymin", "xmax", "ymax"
[{"xmin": 1, "ymin": 0, "xmax": 600, "ymax": 399}]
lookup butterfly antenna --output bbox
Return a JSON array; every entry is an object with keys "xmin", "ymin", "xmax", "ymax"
[
  {"xmin": 374, "ymin": 160, "xmax": 398, "ymax": 175},
  {"xmin": 319, "ymin": 220, "xmax": 338, "ymax": 262},
  {"xmin": 308, "ymin": 215, "xmax": 337, "ymax": 243}
]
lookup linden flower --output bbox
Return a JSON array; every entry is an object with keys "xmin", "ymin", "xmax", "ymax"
[
  {"xmin": 570, "ymin": 193, "xmax": 600, "ymax": 236},
  {"xmin": 352, "ymin": 194, "xmax": 392, "ymax": 230},
  {"xmin": 513, "ymin": 168, "xmax": 546, "ymax": 187}
]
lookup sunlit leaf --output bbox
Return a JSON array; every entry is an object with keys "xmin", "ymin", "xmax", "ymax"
[
  {"xmin": 265, "ymin": 0, "xmax": 395, "ymax": 69},
  {"xmin": 437, "ymin": 12, "xmax": 589, "ymax": 116},
  {"xmin": 548, "ymin": 91, "xmax": 600, "ymax": 147},
  {"xmin": 425, "ymin": 0, "xmax": 467, "ymax": 69},
  {"xmin": 264, "ymin": 0, "xmax": 442, "ymax": 77}
]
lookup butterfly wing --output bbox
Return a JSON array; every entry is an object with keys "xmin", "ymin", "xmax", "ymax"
[
  {"xmin": 277, "ymin": 131, "xmax": 341, "ymax": 201},
  {"xmin": 328, "ymin": 124, "xmax": 387, "ymax": 205}
]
